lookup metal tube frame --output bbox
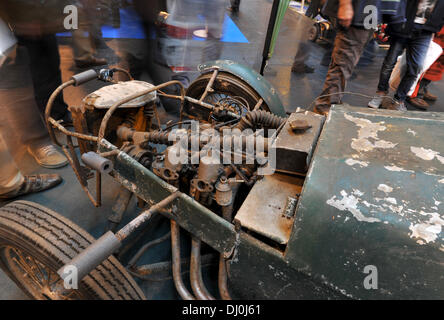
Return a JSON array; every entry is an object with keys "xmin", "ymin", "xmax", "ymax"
[{"xmin": 43, "ymin": 71, "xmax": 252, "ymax": 299}]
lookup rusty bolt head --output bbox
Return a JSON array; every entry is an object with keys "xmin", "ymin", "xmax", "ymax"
[{"xmin": 289, "ymin": 119, "xmax": 312, "ymax": 133}]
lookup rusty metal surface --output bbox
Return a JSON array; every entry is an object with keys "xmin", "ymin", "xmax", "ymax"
[
  {"xmin": 273, "ymin": 110, "xmax": 324, "ymax": 175},
  {"xmin": 69, "ymin": 105, "xmax": 94, "ymax": 154},
  {"xmin": 83, "ymin": 80, "xmax": 157, "ymax": 110},
  {"xmin": 234, "ymin": 173, "xmax": 303, "ymax": 244},
  {"xmin": 285, "ymin": 104, "xmax": 444, "ymax": 299},
  {"xmin": 99, "ymin": 142, "xmax": 238, "ymax": 256},
  {"xmin": 197, "ymin": 60, "xmax": 287, "ymax": 117}
]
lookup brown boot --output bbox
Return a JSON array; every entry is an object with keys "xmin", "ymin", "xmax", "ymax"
[
  {"xmin": 407, "ymin": 97, "xmax": 429, "ymax": 110},
  {"xmin": 385, "ymin": 99, "xmax": 407, "ymax": 111},
  {"xmin": 0, "ymin": 174, "xmax": 62, "ymax": 199},
  {"xmin": 423, "ymin": 91, "xmax": 437, "ymax": 102}
]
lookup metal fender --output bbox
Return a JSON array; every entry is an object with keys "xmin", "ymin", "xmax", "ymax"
[{"xmin": 197, "ymin": 60, "xmax": 286, "ymax": 117}]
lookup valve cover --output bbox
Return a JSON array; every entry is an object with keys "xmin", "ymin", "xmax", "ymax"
[{"xmin": 83, "ymin": 80, "xmax": 157, "ymax": 110}]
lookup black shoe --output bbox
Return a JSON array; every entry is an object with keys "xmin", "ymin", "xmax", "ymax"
[
  {"xmin": 291, "ymin": 64, "xmax": 315, "ymax": 74},
  {"xmin": 75, "ymin": 56, "xmax": 108, "ymax": 68},
  {"xmin": 227, "ymin": 6, "xmax": 239, "ymax": 13},
  {"xmin": 407, "ymin": 97, "xmax": 429, "ymax": 110},
  {"xmin": 0, "ymin": 174, "xmax": 62, "ymax": 199}
]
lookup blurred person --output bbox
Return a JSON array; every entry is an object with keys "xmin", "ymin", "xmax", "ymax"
[
  {"xmin": 0, "ymin": 20, "xmax": 63, "ymax": 199},
  {"xmin": 0, "ymin": 1, "xmax": 71, "ymax": 123},
  {"xmin": 368, "ymin": 0, "xmax": 444, "ymax": 111},
  {"xmin": 313, "ymin": 0, "xmax": 402, "ymax": 115},
  {"xmin": 0, "ymin": 2, "xmax": 69, "ymax": 168},
  {"xmin": 201, "ymin": 0, "xmax": 226, "ymax": 62},
  {"xmin": 133, "ymin": 0, "xmax": 225, "ymax": 73},
  {"xmin": 0, "ymin": 134, "xmax": 62, "ymax": 200},
  {"xmin": 72, "ymin": 0, "xmax": 110, "ymax": 68},
  {"xmin": 292, "ymin": 0, "xmax": 327, "ymax": 74},
  {"xmin": 408, "ymin": 26, "xmax": 444, "ymax": 110},
  {"xmin": 228, "ymin": 0, "xmax": 241, "ymax": 13},
  {"xmin": 306, "ymin": 0, "xmax": 324, "ymax": 18}
]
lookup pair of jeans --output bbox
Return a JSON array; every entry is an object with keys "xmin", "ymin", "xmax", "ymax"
[{"xmin": 377, "ymin": 32, "xmax": 432, "ymax": 102}]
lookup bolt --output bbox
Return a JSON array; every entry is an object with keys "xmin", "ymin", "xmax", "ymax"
[{"xmin": 289, "ymin": 119, "xmax": 312, "ymax": 133}]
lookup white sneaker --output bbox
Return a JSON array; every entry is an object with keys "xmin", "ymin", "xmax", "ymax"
[{"xmin": 368, "ymin": 94, "xmax": 384, "ymax": 109}]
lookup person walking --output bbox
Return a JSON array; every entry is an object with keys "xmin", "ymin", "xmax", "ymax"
[
  {"xmin": 368, "ymin": 0, "xmax": 444, "ymax": 111},
  {"xmin": 408, "ymin": 26, "xmax": 444, "ymax": 110},
  {"xmin": 314, "ymin": 0, "xmax": 402, "ymax": 115},
  {"xmin": 0, "ymin": 3, "xmax": 69, "ymax": 168},
  {"xmin": 228, "ymin": 0, "xmax": 241, "ymax": 13}
]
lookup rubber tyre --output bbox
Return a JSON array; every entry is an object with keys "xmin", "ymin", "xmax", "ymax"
[
  {"xmin": 0, "ymin": 200, "xmax": 145, "ymax": 300},
  {"xmin": 308, "ymin": 23, "xmax": 320, "ymax": 42}
]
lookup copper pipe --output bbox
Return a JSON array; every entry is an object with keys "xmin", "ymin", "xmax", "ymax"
[
  {"xmin": 171, "ymin": 220, "xmax": 195, "ymax": 300},
  {"xmin": 45, "ymin": 79, "xmax": 76, "ymax": 146},
  {"xmin": 199, "ymin": 69, "xmax": 219, "ymax": 102},
  {"xmin": 48, "ymin": 117, "xmax": 98, "ymax": 143},
  {"xmin": 190, "ymin": 237, "xmax": 215, "ymax": 300},
  {"xmin": 111, "ymin": 67, "xmax": 134, "ymax": 80},
  {"xmin": 115, "ymin": 192, "xmax": 180, "ymax": 241},
  {"xmin": 98, "ymin": 149, "xmax": 120, "ymax": 158},
  {"xmin": 218, "ymin": 205, "xmax": 234, "ymax": 300}
]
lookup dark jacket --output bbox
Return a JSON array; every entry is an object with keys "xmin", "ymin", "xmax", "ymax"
[
  {"xmin": 322, "ymin": 0, "xmax": 401, "ymax": 27},
  {"xmin": 386, "ymin": 0, "xmax": 444, "ymax": 38}
]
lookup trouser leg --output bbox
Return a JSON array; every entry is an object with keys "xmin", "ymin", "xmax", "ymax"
[
  {"xmin": 0, "ymin": 46, "xmax": 50, "ymax": 150},
  {"xmin": 0, "ymin": 134, "xmax": 24, "ymax": 195},
  {"xmin": 72, "ymin": 28, "xmax": 96, "ymax": 62},
  {"xmin": 315, "ymin": 26, "xmax": 372, "ymax": 107},
  {"xmin": 202, "ymin": 0, "xmax": 225, "ymax": 62},
  {"xmin": 292, "ymin": 41, "xmax": 310, "ymax": 68},
  {"xmin": 376, "ymin": 37, "xmax": 405, "ymax": 93},
  {"xmin": 395, "ymin": 33, "xmax": 432, "ymax": 102},
  {"xmin": 418, "ymin": 78, "xmax": 431, "ymax": 95}
]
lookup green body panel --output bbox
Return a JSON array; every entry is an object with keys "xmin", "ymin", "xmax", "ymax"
[
  {"xmin": 285, "ymin": 105, "xmax": 444, "ymax": 299},
  {"xmin": 228, "ymin": 233, "xmax": 344, "ymax": 299},
  {"xmin": 97, "ymin": 104, "xmax": 444, "ymax": 299},
  {"xmin": 197, "ymin": 60, "xmax": 287, "ymax": 117}
]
